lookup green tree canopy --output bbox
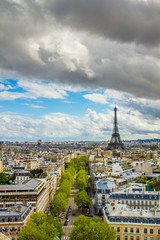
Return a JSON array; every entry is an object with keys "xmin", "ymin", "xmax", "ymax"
[
  {"xmin": 60, "ymin": 171, "xmax": 74, "ymax": 184},
  {"xmin": 0, "ymin": 172, "xmax": 8, "ymax": 184},
  {"xmin": 58, "ymin": 180, "xmax": 72, "ymax": 197},
  {"xmin": 19, "ymin": 212, "xmax": 63, "ymax": 240},
  {"xmin": 53, "ymin": 192, "xmax": 68, "ymax": 213},
  {"xmin": 136, "ymin": 176, "xmax": 147, "ymax": 183},
  {"xmin": 29, "ymin": 168, "xmax": 47, "ymax": 178},
  {"xmin": 70, "ymin": 215, "xmax": 116, "ymax": 240},
  {"xmin": 67, "ymin": 166, "xmax": 76, "ymax": 176},
  {"xmin": 76, "ymin": 174, "xmax": 88, "ymax": 190},
  {"xmin": 74, "ymin": 190, "xmax": 91, "ymax": 208},
  {"xmin": 76, "ymin": 170, "xmax": 88, "ymax": 190},
  {"xmin": 69, "ymin": 156, "xmax": 88, "ymax": 172}
]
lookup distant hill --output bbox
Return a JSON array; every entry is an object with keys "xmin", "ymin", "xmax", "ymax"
[{"xmin": 123, "ymin": 139, "xmax": 160, "ymax": 143}]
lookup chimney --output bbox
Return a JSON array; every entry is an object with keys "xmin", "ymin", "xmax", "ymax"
[
  {"xmin": 120, "ymin": 207, "xmax": 123, "ymax": 215},
  {"xmin": 16, "ymin": 206, "xmax": 22, "ymax": 212},
  {"xmin": 110, "ymin": 202, "xmax": 115, "ymax": 206}
]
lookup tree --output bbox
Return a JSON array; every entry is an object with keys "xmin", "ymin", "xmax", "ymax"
[
  {"xmin": 19, "ymin": 212, "xmax": 62, "ymax": 240},
  {"xmin": 8, "ymin": 173, "xmax": 16, "ymax": 183},
  {"xmin": 61, "ymin": 171, "xmax": 74, "ymax": 184},
  {"xmin": 29, "ymin": 168, "xmax": 47, "ymax": 178},
  {"xmin": 70, "ymin": 215, "xmax": 116, "ymax": 240},
  {"xmin": 74, "ymin": 190, "xmax": 91, "ymax": 209},
  {"xmin": 136, "ymin": 176, "xmax": 147, "ymax": 183},
  {"xmin": 76, "ymin": 170, "xmax": 88, "ymax": 190},
  {"xmin": 67, "ymin": 166, "xmax": 76, "ymax": 176},
  {"xmin": 53, "ymin": 192, "xmax": 68, "ymax": 213},
  {"xmin": 59, "ymin": 180, "xmax": 72, "ymax": 197},
  {"xmin": 76, "ymin": 174, "xmax": 88, "ymax": 190},
  {"xmin": 69, "ymin": 156, "xmax": 88, "ymax": 172},
  {"xmin": 0, "ymin": 172, "xmax": 8, "ymax": 184}
]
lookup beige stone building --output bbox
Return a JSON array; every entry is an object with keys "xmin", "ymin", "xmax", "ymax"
[
  {"xmin": 0, "ymin": 204, "xmax": 33, "ymax": 240},
  {"xmin": 103, "ymin": 202, "xmax": 160, "ymax": 240},
  {"xmin": 0, "ymin": 174, "xmax": 58, "ymax": 213}
]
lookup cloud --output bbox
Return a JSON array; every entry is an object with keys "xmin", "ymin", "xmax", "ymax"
[
  {"xmin": 0, "ymin": 0, "xmax": 160, "ymax": 100},
  {"xmin": 0, "ymin": 107, "xmax": 159, "ymax": 141},
  {"xmin": 0, "ymin": 79, "xmax": 69, "ymax": 100},
  {"xmin": 24, "ymin": 103, "xmax": 45, "ymax": 109},
  {"xmin": 83, "ymin": 93, "xmax": 108, "ymax": 104},
  {"xmin": 83, "ymin": 89, "xmax": 160, "ymax": 118},
  {"xmin": 49, "ymin": 0, "xmax": 160, "ymax": 46}
]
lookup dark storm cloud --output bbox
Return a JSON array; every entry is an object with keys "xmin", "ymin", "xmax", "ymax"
[
  {"xmin": 0, "ymin": 0, "xmax": 160, "ymax": 100},
  {"xmin": 47, "ymin": 0, "xmax": 160, "ymax": 46}
]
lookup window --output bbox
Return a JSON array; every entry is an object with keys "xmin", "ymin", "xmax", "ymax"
[
  {"xmin": 144, "ymin": 229, "xmax": 147, "ymax": 234},
  {"xmin": 136, "ymin": 228, "xmax": 139, "ymax": 233},
  {"xmin": 117, "ymin": 227, "xmax": 120, "ymax": 233},
  {"xmin": 136, "ymin": 237, "xmax": 140, "ymax": 240},
  {"xmin": 125, "ymin": 236, "xmax": 128, "ymax": 240},
  {"xmin": 158, "ymin": 229, "xmax": 160, "ymax": 234},
  {"xmin": 130, "ymin": 236, "xmax": 134, "ymax": 240},
  {"xmin": 130, "ymin": 228, "xmax": 134, "ymax": 233},
  {"xmin": 144, "ymin": 237, "xmax": 147, "ymax": 240},
  {"xmin": 124, "ymin": 228, "xmax": 128, "ymax": 233},
  {"xmin": 150, "ymin": 238, "xmax": 153, "ymax": 240},
  {"xmin": 150, "ymin": 229, "xmax": 153, "ymax": 234},
  {"xmin": 117, "ymin": 236, "xmax": 120, "ymax": 240}
]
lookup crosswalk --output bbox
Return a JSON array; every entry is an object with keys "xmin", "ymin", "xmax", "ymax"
[
  {"xmin": 62, "ymin": 236, "xmax": 70, "ymax": 239},
  {"xmin": 63, "ymin": 225, "xmax": 73, "ymax": 228}
]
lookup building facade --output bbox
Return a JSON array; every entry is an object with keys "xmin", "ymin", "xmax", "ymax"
[
  {"xmin": 0, "ymin": 204, "xmax": 33, "ymax": 240},
  {"xmin": 103, "ymin": 202, "xmax": 160, "ymax": 240},
  {"xmin": 109, "ymin": 185, "xmax": 160, "ymax": 209},
  {"xmin": 95, "ymin": 179, "xmax": 117, "ymax": 213}
]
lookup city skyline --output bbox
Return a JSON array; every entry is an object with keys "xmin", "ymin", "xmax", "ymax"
[{"xmin": 0, "ymin": 0, "xmax": 160, "ymax": 141}]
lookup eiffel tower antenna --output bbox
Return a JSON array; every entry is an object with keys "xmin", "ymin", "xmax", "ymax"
[{"xmin": 108, "ymin": 106, "xmax": 125, "ymax": 149}]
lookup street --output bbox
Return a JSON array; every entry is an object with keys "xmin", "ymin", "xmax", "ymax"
[{"xmin": 61, "ymin": 181, "xmax": 82, "ymax": 239}]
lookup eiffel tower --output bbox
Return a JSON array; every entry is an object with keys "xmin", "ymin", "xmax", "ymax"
[{"xmin": 108, "ymin": 106, "xmax": 125, "ymax": 149}]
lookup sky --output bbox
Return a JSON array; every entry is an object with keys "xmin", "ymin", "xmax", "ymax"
[{"xmin": 0, "ymin": 0, "xmax": 160, "ymax": 142}]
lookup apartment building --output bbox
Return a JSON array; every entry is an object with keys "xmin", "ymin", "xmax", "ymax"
[
  {"xmin": 15, "ymin": 170, "xmax": 30, "ymax": 184},
  {"xmin": 103, "ymin": 202, "xmax": 160, "ymax": 240},
  {"xmin": 109, "ymin": 185, "xmax": 160, "ymax": 209},
  {"xmin": 0, "ymin": 204, "xmax": 33, "ymax": 240},
  {"xmin": 0, "ymin": 173, "xmax": 57, "ymax": 213},
  {"xmin": 95, "ymin": 179, "xmax": 117, "ymax": 214}
]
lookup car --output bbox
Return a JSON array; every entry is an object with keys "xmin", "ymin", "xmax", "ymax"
[
  {"xmin": 72, "ymin": 211, "xmax": 76, "ymax": 216},
  {"xmin": 66, "ymin": 218, "xmax": 69, "ymax": 222},
  {"xmin": 61, "ymin": 215, "xmax": 64, "ymax": 219},
  {"xmin": 64, "ymin": 221, "xmax": 68, "ymax": 226}
]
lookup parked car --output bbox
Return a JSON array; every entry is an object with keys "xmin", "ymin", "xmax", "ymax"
[
  {"xmin": 64, "ymin": 221, "xmax": 68, "ymax": 226},
  {"xmin": 72, "ymin": 211, "xmax": 76, "ymax": 216}
]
